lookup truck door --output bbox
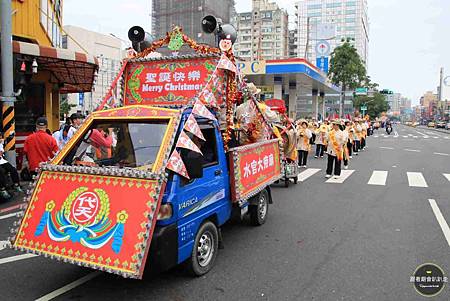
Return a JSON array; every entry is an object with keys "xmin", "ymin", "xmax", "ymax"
[{"xmin": 175, "ymin": 121, "xmax": 231, "ymax": 263}]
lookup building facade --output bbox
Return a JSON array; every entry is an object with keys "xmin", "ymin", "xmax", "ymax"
[
  {"xmin": 151, "ymin": 0, "xmax": 235, "ymax": 46},
  {"xmin": 234, "ymin": 0, "xmax": 289, "ymax": 61},
  {"xmin": 294, "ymin": 0, "xmax": 369, "ymax": 66},
  {"xmin": 3, "ymin": 0, "xmax": 97, "ymax": 168},
  {"xmin": 63, "ymin": 26, "xmax": 124, "ymax": 115}
]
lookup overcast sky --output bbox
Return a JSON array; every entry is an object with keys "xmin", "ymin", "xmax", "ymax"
[{"xmin": 64, "ymin": 0, "xmax": 450, "ymax": 105}]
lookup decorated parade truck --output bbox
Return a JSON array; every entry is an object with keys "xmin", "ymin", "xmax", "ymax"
[{"xmin": 9, "ymin": 27, "xmax": 282, "ymax": 279}]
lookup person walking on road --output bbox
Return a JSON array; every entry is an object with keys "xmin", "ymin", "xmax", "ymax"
[
  {"xmin": 353, "ymin": 119, "xmax": 362, "ymax": 155},
  {"xmin": 0, "ymin": 139, "xmax": 23, "ymax": 199},
  {"xmin": 24, "ymin": 117, "xmax": 59, "ymax": 175},
  {"xmin": 296, "ymin": 119, "xmax": 312, "ymax": 168},
  {"xmin": 326, "ymin": 120, "xmax": 346, "ymax": 178},
  {"xmin": 314, "ymin": 124, "xmax": 327, "ymax": 158}
]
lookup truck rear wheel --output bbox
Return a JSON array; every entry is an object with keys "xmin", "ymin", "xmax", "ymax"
[
  {"xmin": 186, "ymin": 221, "xmax": 218, "ymax": 276},
  {"xmin": 249, "ymin": 189, "xmax": 269, "ymax": 226}
]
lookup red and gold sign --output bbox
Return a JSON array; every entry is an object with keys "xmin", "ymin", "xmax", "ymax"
[
  {"xmin": 13, "ymin": 171, "xmax": 165, "ymax": 279},
  {"xmin": 229, "ymin": 139, "xmax": 282, "ymax": 202},
  {"xmin": 124, "ymin": 57, "xmax": 225, "ymax": 107}
]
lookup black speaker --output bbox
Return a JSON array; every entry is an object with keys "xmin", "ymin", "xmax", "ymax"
[
  {"xmin": 201, "ymin": 15, "xmax": 219, "ymax": 33},
  {"xmin": 128, "ymin": 26, "xmax": 154, "ymax": 52}
]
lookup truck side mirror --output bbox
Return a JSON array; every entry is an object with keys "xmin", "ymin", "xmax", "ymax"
[{"xmin": 184, "ymin": 151, "xmax": 203, "ymax": 179}]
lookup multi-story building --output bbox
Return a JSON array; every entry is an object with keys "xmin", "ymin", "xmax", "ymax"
[
  {"xmin": 294, "ymin": 0, "xmax": 369, "ymax": 66},
  {"xmin": 234, "ymin": 0, "xmax": 289, "ymax": 61},
  {"xmin": 62, "ymin": 26, "xmax": 125, "ymax": 114},
  {"xmin": 420, "ymin": 91, "xmax": 438, "ymax": 120},
  {"xmin": 386, "ymin": 92, "xmax": 401, "ymax": 116},
  {"xmin": 151, "ymin": 0, "xmax": 235, "ymax": 46},
  {"xmin": 289, "ymin": 29, "xmax": 299, "ymax": 57}
]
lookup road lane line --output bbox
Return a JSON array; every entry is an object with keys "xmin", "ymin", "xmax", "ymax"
[
  {"xmin": 0, "ymin": 253, "xmax": 37, "ymax": 265},
  {"xmin": 402, "ymin": 135, "xmax": 409, "ymax": 138},
  {"xmin": 407, "ymin": 172, "xmax": 428, "ymax": 187},
  {"xmin": 379, "ymin": 146, "xmax": 394, "ymax": 150},
  {"xmin": 0, "ymin": 212, "xmax": 19, "ymax": 220},
  {"xmin": 404, "ymin": 149, "xmax": 421, "ymax": 152},
  {"xmin": 428, "ymin": 199, "xmax": 450, "ymax": 247},
  {"xmin": 325, "ymin": 170, "xmax": 354, "ymax": 184},
  {"xmin": 443, "ymin": 174, "xmax": 450, "ymax": 182},
  {"xmin": 297, "ymin": 168, "xmax": 321, "ymax": 182},
  {"xmin": 0, "ymin": 240, "xmax": 10, "ymax": 251},
  {"xmin": 368, "ymin": 171, "xmax": 388, "ymax": 186},
  {"xmin": 433, "ymin": 136, "xmax": 439, "ymax": 139},
  {"xmin": 0, "ymin": 203, "xmax": 24, "ymax": 214},
  {"xmin": 415, "ymin": 130, "xmax": 427, "ymax": 136},
  {"xmin": 35, "ymin": 271, "xmax": 101, "ymax": 301},
  {"xmin": 434, "ymin": 152, "xmax": 450, "ymax": 157}
]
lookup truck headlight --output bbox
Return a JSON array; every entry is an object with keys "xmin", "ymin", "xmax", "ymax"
[{"xmin": 157, "ymin": 203, "xmax": 173, "ymax": 220}]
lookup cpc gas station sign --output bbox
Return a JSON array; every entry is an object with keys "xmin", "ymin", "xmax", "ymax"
[{"xmin": 237, "ymin": 60, "xmax": 266, "ymax": 75}]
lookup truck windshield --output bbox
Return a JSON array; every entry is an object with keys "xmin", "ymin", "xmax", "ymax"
[{"xmin": 60, "ymin": 120, "xmax": 169, "ymax": 170}]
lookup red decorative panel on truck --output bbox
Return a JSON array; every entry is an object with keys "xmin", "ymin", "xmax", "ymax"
[
  {"xmin": 124, "ymin": 56, "xmax": 225, "ymax": 107},
  {"xmin": 12, "ymin": 171, "xmax": 165, "ymax": 279},
  {"xmin": 229, "ymin": 139, "xmax": 282, "ymax": 202}
]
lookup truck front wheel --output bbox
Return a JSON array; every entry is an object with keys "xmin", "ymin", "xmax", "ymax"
[
  {"xmin": 249, "ymin": 189, "xmax": 269, "ymax": 226},
  {"xmin": 186, "ymin": 221, "xmax": 218, "ymax": 276}
]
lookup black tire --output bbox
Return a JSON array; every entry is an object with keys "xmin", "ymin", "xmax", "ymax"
[
  {"xmin": 185, "ymin": 221, "xmax": 218, "ymax": 276},
  {"xmin": 249, "ymin": 189, "xmax": 269, "ymax": 226},
  {"xmin": 293, "ymin": 177, "xmax": 298, "ymax": 184},
  {"xmin": 284, "ymin": 178, "xmax": 289, "ymax": 187}
]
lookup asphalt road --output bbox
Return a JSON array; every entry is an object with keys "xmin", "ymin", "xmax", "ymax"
[{"xmin": 0, "ymin": 124, "xmax": 449, "ymax": 300}]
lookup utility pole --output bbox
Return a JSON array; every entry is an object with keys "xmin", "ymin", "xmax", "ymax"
[{"xmin": 1, "ymin": 0, "xmax": 17, "ymax": 167}]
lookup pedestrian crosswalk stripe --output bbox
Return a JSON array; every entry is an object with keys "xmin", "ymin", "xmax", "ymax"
[
  {"xmin": 297, "ymin": 168, "xmax": 321, "ymax": 182},
  {"xmin": 368, "ymin": 170, "xmax": 388, "ymax": 186},
  {"xmin": 407, "ymin": 172, "xmax": 428, "ymax": 187},
  {"xmin": 325, "ymin": 170, "xmax": 355, "ymax": 184},
  {"xmin": 444, "ymin": 174, "xmax": 450, "ymax": 182},
  {"xmin": 428, "ymin": 199, "xmax": 450, "ymax": 247},
  {"xmin": 0, "ymin": 253, "xmax": 37, "ymax": 265}
]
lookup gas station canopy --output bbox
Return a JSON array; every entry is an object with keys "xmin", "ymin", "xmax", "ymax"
[{"xmin": 237, "ymin": 58, "xmax": 340, "ymax": 95}]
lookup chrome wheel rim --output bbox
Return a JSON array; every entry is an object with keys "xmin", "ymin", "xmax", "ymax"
[{"xmin": 197, "ymin": 230, "xmax": 214, "ymax": 267}]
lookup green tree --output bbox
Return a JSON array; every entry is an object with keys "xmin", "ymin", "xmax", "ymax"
[
  {"xmin": 353, "ymin": 92, "xmax": 389, "ymax": 119},
  {"xmin": 60, "ymin": 96, "xmax": 76, "ymax": 120},
  {"xmin": 328, "ymin": 40, "xmax": 367, "ymax": 117}
]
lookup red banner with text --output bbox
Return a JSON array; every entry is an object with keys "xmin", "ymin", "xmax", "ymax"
[
  {"xmin": 229, "ymin": 139, "xmax": 281, "ymax": 202},
  {"xmin": 124, "ymin": 57, "xmax": 225, "ymax": 107},
  {"xmin": 13, "ymin": 171, "xmax": 164, "ymax": 279}
]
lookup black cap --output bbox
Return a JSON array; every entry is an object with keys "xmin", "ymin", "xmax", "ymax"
[{"xmin": 36, "ymin": 117, "xmax": 48, "ymax": 126}]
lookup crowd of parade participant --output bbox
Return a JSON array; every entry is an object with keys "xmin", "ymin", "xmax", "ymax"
[{"xmin": 295, "ymin": 116, "xmax": 371, "ymax": 179}]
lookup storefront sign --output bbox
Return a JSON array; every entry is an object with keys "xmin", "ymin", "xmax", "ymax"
[
  {"xmin": 229, "ymin": 139, "xmax": 281, "ymax": 201},
  {"xmin": 124, "ymin": 57, "xmax": 225, "ymax": 106},
  {"xmin": 13, "ymin": 171, "xmax": 165, "ymax": 279},
  {"xmin": 236, "ymin": 60, "xmax": 266, "ymax": 75}
]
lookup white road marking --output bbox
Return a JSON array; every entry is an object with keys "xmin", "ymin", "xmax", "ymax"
[
  {"xmin": 415, "ymin": 130, "xmax": 427, "ymax": 136},
  {"xmin": 35, "ymin": 271, "xmax": 101, "ymax": 301},
  {"xmin": 0, "ymin": 253, "xmax": 37, "ymax": 265},
  {"xmin": 325, "ymin": 170, "xmax": 354, "ymax": 184},
  {"xmin": 445, "ymin": 137, "xmax": 449, "ymax": 139},
  {"xmin": 423, "ymin": 136, "xmax": 429, "ymax": 139},
  {"xmin": 367, "ymin": 170, "xmax": 388, "ymax": 186},
  {"xmin": 407, "ymin": 172, "xmax": 428, "ymax": 187},
  {"xmin": 443, "ymin": 174, "xmax": 450, "ymax": 182},
  {"xmin": 433, "ymin": 136, "xmax": 439, "ymax": 139},
  {"xmin": 0, "ymin": 212, "xmax": 19, "ymax": 220},
  {"xmin": 404, "ymin": 149, "xmax": 421, "ymax": 152},
  {"xmin": 434, "ymin": 152, "xmax": 450, "ymax": 157},
  {"xmin": 297, "ymin": 168, "xmax": 321, "ymax": 182},
  {"xmin": 0, "ymin": 240, "xmax": 10, "ymax": 251},
  {"xmin": 402, "ymin": 135, "xmax": 409, "ymax": 138},
  {"xmin": 412, "ymin": 136, "xmax": 418, "ymax": 138},
  {"xmin": 428, "ymin": 199, "xmax": 450, "ymax": 247},
  {"xmin": 374, "ymin": 135, "xmax": 379, "ymax": 138},
  {"xmin": 379, "ymin": 146, "xmax": 394, "ymax": 150}
]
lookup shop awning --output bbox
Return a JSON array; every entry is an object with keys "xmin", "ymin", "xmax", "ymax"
[{"xmin": 12, "ymin": 41, "xmax": 98, "ymax": 93}]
